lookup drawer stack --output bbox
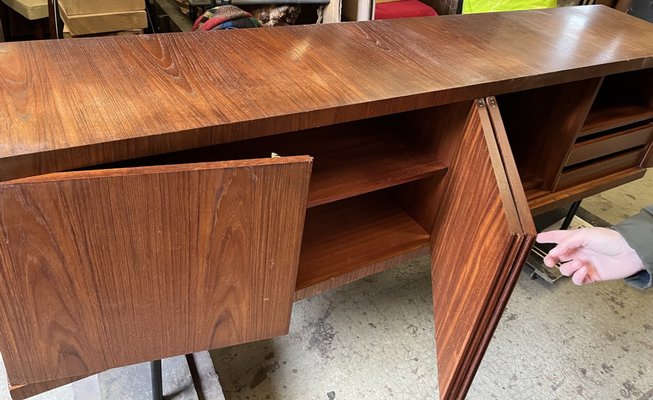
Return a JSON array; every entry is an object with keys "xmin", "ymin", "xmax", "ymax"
[
  {"xmin": 58, "ymin": 0, "xmax": 147, "ymax": 37},
  {"xmin": 557, "ymin": 70, "xmax": 653, "ymax": 190}
]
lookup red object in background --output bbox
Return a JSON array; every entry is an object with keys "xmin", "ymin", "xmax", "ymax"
[{"xmin": 375, "ymin": 0, "xmax": 437, "ymax": 20}]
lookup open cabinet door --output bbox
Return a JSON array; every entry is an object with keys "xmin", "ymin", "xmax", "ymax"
[
  {"xmin": 430, "ymin": 98, "xmax": 536, "ymax": 400},
  {"xmin": 0, "ymin": 156, "xmax": 312, "ymax": 390}
]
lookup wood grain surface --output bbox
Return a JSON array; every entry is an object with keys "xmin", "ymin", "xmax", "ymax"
[
  {"xmin": 9, "ymin": 374, "xmax": 90, "ymax": 400},
  {"xmin": 429, "ymin": 100, "xmax": 534, "ymax": 399},
  {"xmin": 641, "ymin": 139, "xmax": 653, "ymax": 169},
  {"xmin": 496, "ymin": 78, "xmax": 602, "ymax": 191},
  {"xmin": 394, "ymin": 101, "xmax": 474, "ymax": 234},
  {"xmin": 582, "ymin": 105, "xmax": 653, "ymax": 136},
  {"xmin": 486, "ymin": 97, "xmax": 536, "ymax": 236},
  {"xmin": 2, "ymin": 5, "xmax": 653, "ymax": 397},
  {"xmin": 581, "ymin": 68, "xmax": 653, "ymax": 136},
  {"xmin": 295, "ymin": 193, "xmax": 431, "ymax": 300},
  {"xmin": 2, "ymin": 6, "xmax": 653, "ymax": 180},
  {"xmin": 0, "ymin": 156, "xmax": 312, "ymax": 385},
  {"xmin": 111, "ymin": 118, "xmax": 448, "ymax": 208},
  {"xmin": 528, "ymin": 167, "xmax": 646, "ymax": 216},
  {"xmin": 558, "ymin": 148, "xmax": 643, "ymax": 189},
  {"xmin": 566, "ymin": 122, "xmax": 653, "ymax": 166}
]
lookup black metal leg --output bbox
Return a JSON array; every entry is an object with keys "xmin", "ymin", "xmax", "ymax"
[
  {"xmin": 151, "ymin": 360, "xmax": 163, "ymax": 400},
  {"xmin": 560, "ymin": 200, "xmax": 581, "ymax": 230}
]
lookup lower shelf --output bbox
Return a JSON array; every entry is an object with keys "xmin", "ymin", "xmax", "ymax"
[
  {"xmin": 295, "ymin": 193, "xmax": 431, "ymax": 300},
  {"xmin": 557, "ymin": 148, "xmax": 643, "ymax": 189},
  {"xmin": 527, "ymin": 167, "xmax": 646, "ymax": 216},
  {"xmin": 581, "ymin": 105, "xmax": 653, "ymax": 136}
]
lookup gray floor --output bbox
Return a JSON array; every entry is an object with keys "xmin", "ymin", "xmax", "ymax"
[
  {"xmin": 2, "ymin": 173, "xmax": 652, "ymax": 400},
  {"xmin": 0, "ymin": 355, "xmax": 198, "ymax": 400}
]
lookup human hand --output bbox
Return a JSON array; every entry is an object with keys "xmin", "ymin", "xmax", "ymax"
[{"xmin": 536, "ymin": 227, "xmax": 645, "ymax": 285}]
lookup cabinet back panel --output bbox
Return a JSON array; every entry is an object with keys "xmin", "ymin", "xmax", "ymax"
[
  {"xmin": 496, "ymin": 78, "xmax": 602, "ymax": 190},
  {"xmin": 394, "ymin": 101, "xmax": 474, "ymax": 233}
]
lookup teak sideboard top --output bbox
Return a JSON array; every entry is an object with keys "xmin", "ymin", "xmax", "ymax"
[{"xmin": 1, "ymin": 5, "xmax": 653, "ymax": 181}]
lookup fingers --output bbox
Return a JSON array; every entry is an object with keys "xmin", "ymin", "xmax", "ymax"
[
  {"xmin": 542, "ymin": 244, "xmax": 577, "ymax": 267},
  {"xmin": 537, "ymin": 230, "xmax": 591, "ymax": 266},
  {"xmin": 542, "ymin": 253, "xmax": 560, "ymax": 268},
  {"xmin": 559, "ymin": 259, "xmax": 583, "ymax": 277},
  {"xmin": 537, "ymin": 229, "xmax": 598, "ymax": 286},
  {"xmin": 537, "ymin": 230, "xmax": 589, "ymax": 252},
  {"xmin": 571, "ymin": 266, "xmax": 589, "ymax": 286},
  {"xmin": 557, "ymin": 260, "xmax": 591, "ymax": 285}
]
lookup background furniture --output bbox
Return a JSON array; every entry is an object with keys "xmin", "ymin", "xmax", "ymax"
[
  {"xmin": 616, "ymin": 0, "xmax": 653, "ymax": 22},
  {"xmin": 149, "ymin": 0, "xmax": 326, "ymax": 32},
  {"xmin": 374, "ymin": 0, "xmax": 437, "ymax": 20},
  {"xmin": 0, "ymin": 0, "xmax": 49, "ymax": 39},
  {"xmin": 0, "ymin": 5, "xmax": 652, "ymax": 400},
  {"xmin": 57, "ymin": 0, "xmax": 147, "ymax": 36},
  {"xmin": 150, "ymin": 0, "xmax": 194, "ymax": 31}
]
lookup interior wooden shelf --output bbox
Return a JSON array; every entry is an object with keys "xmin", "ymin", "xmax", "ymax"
[
  {"xmin": 527, "ymin": 167, "xmax": 646, "ymax": 216},
  {"xmin": 581, "ymin": 105, "xmax": 653, "ymax": 136},
  {"xmin": 305, "ymin": 134, "xmax": 447, "ymax": 208},
  {"xmin": 99, "ymin": 118, "xmax": 447, "ymax": 209},
  {"xmin": 295, "ymin": 192, "xmax": 431, "ymax": 300}
]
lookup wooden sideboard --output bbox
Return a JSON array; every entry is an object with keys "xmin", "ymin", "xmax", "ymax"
[{"xmin": 1, "ymin": 5, "xmax": 652, "ymax": 400}]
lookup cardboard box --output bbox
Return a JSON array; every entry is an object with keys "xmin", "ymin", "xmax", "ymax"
[
  {"xmin": 1, "ymin": 0, "xmax": 49, "ymax": 20},
  {"xmin": 59, "ymin": 2, "xmax": 147, "ymax": 36},
  {"xmin": 58, "ymin": 0, "xmax": 144, "ymax": 16},
  {"xmin": 62, "ymin": 23, "xmax": 144, "ymax": 38}
]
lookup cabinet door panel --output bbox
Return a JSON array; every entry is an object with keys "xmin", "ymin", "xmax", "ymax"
[
  {"xmin": 0, "ymin": 156, "xmax": 312, "ymax": 385},
  {"xmin": 430, "ymin": 99, "xmax": 535, "ymax": 399}
]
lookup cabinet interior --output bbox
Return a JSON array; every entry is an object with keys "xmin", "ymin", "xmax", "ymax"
[
  {"xmin": 496, "ymin": 78, "xmax": 601, "ymax": 193},
  {"xmin": 295, "ymin": 189, "xmax": 431, "ymax": 300},
  {"xmin": 498, "ymin": 70, "xmax": 653, "ymax": 206},
  {"xmin": 558, "ymin": 69, "xmax": 653, "ymax": 190},
  {"xmin": 67, "ymin": 67, "xmax": 653, "ymax": 294},
  {"xmin": 582, "ymin": 69, "xmax": 653, "ymax": 136},
  {"xmin": 86, "ymin": 104, "xmax": 467, "ymax": 298}
]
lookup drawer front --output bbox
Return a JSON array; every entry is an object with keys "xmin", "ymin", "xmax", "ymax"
[
  {"xmin": 567, "ymin": 122, "xmax": 653, "ymax": 166},
  {"xmin": 557, "ymin": 149, "xmax": 643, "ymax": 189},
  {"xmin": 0, "ymin": 156, "xmax": 312, "ymax": 385}
]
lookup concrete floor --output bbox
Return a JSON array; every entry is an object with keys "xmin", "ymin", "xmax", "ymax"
[
  {"xmin": 1, "ymin": 172, "xmax": 652, "ymax": 400},
  {"xmin": 0, "ymin": 355, "xmax": 199, "ymax": 400}
]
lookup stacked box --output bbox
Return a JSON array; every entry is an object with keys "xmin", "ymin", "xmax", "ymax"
[
  {"xmin": 62, "ymin": 24, "xmax": 144, "ymax": 39},
  {"xmin": 58, "ymin": 0, "xmax": 147, "ymax": 36}
]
